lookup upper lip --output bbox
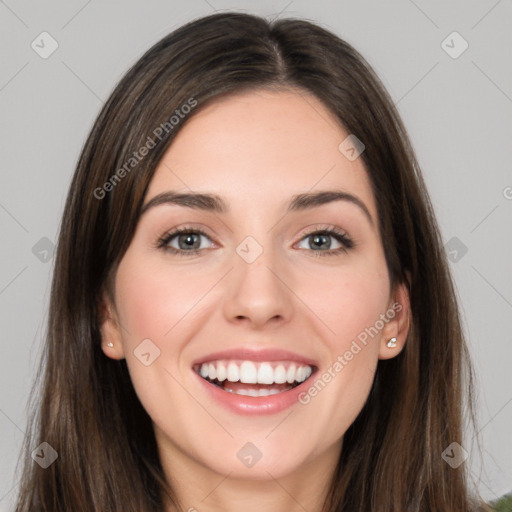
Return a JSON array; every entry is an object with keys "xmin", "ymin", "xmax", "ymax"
[{"xmin": 192, "ymin": 347, "xmax": 318, "ymax": 367}]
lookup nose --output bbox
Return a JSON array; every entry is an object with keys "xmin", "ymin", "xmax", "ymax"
[{"xmin": 222, "ymin": 244, "xmax": 294, "ymax": 330}]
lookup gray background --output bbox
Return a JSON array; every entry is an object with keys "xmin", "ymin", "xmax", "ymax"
[{"xmin": 1, "ymin": 0, "xmax": 511, "ymax": 509}]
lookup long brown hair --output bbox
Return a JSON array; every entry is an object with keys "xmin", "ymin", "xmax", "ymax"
[{"xmin": 14, "ymin": 12, "xmax": 489, "ymax": 512}]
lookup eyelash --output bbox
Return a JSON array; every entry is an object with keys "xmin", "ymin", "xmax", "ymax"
[{"xmin": 156, "ymin": 225, "xmax": 355, "ymax": 258}]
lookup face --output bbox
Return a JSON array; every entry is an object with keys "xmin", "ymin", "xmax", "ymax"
[{"xmin": 100, "ymin": 88, "xmax": 410, "ymax": 484}]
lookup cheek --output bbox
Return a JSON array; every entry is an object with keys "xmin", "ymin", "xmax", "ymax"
[
  {"xmin": 112, "ymin": 252, "xmax": 221, "ymax": 414},
  {"xmin": 114, "ymin": 255, "xmax": 212, "ymax": 346},
  {"xmin": 296, "ymin": 253, "xmax": 390, "ymax": 348},
  {"xmin": 331, "ymin": 272, "xmax": 388, "ymax": 342},
  {"xmin": 112, "ymin": 255, "xmax": 208, "ymax": 428},
  {"xmin": 295, "ymin": 254, "xmax": 389, "ymax": 436}
]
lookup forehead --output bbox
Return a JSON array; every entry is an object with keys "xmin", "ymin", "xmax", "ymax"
[{"xmin": 146, "ymin": 88, "xmax": 376, "ymax": 219}]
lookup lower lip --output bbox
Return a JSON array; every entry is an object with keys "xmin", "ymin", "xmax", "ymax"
[{"xmin": 193, "ymin": 370, "xmax": 314, "ymax": 415}]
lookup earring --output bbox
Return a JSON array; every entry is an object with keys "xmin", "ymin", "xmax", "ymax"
[
  {"xmin": 386, "ymin": 337, "xmax": 397, "ymax": 348},
  {"xmin": 107, "ymin": 342, "xmax": 114, "ymax": 348}
]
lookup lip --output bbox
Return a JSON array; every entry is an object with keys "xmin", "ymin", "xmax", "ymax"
[
  {"xmin": 193, "ymin": 367, "xmax": 317, "ymax": 415},
  {"xmin": 191, "ymin": 347, "xmax": 318, "ymax": 367},
  {"xmin": 191, "ymin": 347, "xmax": 318, "ymax": 415}
]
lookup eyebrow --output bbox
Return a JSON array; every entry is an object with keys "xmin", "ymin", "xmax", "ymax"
[{"xmin": 140, "ymin": 189, "xmax": 374, "ymax": 226}]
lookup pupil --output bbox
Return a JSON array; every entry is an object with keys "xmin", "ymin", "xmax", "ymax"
[
  {"xmin": 311, "ymin": 234, "xmax": 330, "ymax": 250},
  {"xmin": 179, "ymin": 233, "xmax": 199, "ymax": 250}
]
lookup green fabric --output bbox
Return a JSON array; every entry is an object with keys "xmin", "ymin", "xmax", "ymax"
[{"xmin": 490, "ymin": 494, "xmax": 512, "ymax": 511}]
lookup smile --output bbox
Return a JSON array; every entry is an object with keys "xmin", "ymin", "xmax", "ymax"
[{"xmin": 193, "ymin": 360, "xmax": 315, "ymax": 396}]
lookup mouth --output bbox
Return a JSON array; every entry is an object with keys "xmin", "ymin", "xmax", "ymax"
[{"xmin": 192, "ymin": 359, "xmax": 317, "ymax": 397}]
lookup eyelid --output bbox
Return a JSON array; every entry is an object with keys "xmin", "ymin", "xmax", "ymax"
[
  {"xmin": 295, "ymin": 223, "xmax": 350, "ymax": 239},
  {"xmin": 156, "ymin": 222, "xmax": 218, "ymax": 240}
]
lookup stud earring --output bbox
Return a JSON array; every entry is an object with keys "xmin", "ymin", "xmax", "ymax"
[
  {"xmin": 386, "ymin": 337, "xmax": 397, "ymax": 348},
  {"xmin": 107, "ymin": 342, "xmax": 114, "ymax": 348}
]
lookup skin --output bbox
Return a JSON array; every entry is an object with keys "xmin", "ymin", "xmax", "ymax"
[{"xmin": 100, "ymin": 88, "xmax": 411, "ymax": 512}]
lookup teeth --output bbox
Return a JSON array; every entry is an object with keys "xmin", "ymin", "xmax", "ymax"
[
  {"xmin": 286, "ymin": 364, "xmax": 296, "ymax": 384},
  {"xmin": 240, "ymin": 361, "xmax": 257, "ymax": 384},
  {"xmin": 196, "ymin": 360, "xmax": 314, "ymax": 385},
  {"xmin": 208, "ymin": 363, "xmax": 217, "ymax": 380},
  {"xmin": 257, "ymin": 362, "xmax": 274, "ymax": 384},
  {"xmin": 227, "ymin": 362, "xmax": 239, "ymax": 382},
  {"xmin": 216, "ymin": 362, "xmax": 227, "ymax": 382},
  {"xmin": 224, "ymin": 387, "xmax": 284, "ymax": 396},
  {"xmin": 274, "ymin": 364, "xmax": 287, "ymax": 384}
]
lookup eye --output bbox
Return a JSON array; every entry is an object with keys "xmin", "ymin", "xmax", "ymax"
[
  {"xmin": 157, "ymin": 227, "xmax": 214, "ymax": 256},
  {"xmin": 295, "ymin": 226, "xmax": 354, "ymax": 257},
  {"xmin": 156, "ymin": 224, "xmax": 354, "ymax": 258}
]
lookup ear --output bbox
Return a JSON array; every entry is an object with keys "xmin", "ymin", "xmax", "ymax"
[
  {"xmin": 98, "ymin": 290, "xmax": 126, "ymax": 360},
  {"xmin": 378, "ymin": 272, "xmax": 412, "ymax": 360}
]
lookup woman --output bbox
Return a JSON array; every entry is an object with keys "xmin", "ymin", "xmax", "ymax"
[{"xmin": 14, "ymin": 12, "xmax": 490, "ymax": 512}]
